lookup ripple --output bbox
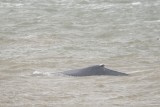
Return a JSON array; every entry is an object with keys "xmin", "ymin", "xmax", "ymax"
[{"xmin": 131, "ymin": 2, "xmax": 141, "ymax": 6}]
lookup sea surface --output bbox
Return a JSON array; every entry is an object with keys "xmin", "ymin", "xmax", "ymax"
[{"xmin": 0, "ymin": 0, "xmax": 160, "ymax": 107}]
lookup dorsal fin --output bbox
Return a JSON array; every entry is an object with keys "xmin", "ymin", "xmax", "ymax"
[{"xmin": 99, "ymin": 64, "xmax": 105, "ymax": 67}]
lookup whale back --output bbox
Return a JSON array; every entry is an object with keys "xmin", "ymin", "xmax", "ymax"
[
  {"xmin": 62, "ymin": 64, "xmax": 128, "ymax": 76},
  {"xmin": 62, "ymin": 65, "xmax": 105, "ymax": 76}
]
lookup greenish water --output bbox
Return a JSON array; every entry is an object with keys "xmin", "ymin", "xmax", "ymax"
[{"xmin": 0, "ymin": 0, "xmax": 160, "ymax": 107}]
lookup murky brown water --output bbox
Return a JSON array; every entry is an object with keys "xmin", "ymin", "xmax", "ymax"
[{"xmin": 0, "ymin": 0, "xmax": 160, "ymax": 107}]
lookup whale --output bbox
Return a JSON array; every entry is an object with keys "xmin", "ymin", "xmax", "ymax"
[{"xmin": 62, "ymin": 64, "xmax": 128, "ymax": 76}]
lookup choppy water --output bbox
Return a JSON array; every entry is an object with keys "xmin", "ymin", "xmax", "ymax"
[{"xmin": 0, "ymin": 0, "xmax": 160, "ymax": 107}]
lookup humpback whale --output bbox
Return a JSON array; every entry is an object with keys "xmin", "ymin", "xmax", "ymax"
[{"xmin": 62, "ymin": 64, "xmax": 128, "ymax": 76}]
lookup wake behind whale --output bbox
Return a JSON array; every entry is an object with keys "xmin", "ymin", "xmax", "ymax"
[{"xmin": 62, "ymin": 64, "xmax": 128, "ymax": 76}]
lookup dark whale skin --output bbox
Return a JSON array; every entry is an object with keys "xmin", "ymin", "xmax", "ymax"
[{"xmin": 62, "ymin": 64, "xmax": 128, "ymax": 76}]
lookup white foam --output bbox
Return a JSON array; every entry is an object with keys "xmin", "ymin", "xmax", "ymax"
[{"xmin": 32, "ymin": 71, "xmax": 50, "ymax": 76}]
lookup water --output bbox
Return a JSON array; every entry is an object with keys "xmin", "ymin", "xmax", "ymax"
[{"xmin": 0, "ymin": 0, "xmax": 160, "ymax": 106}]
